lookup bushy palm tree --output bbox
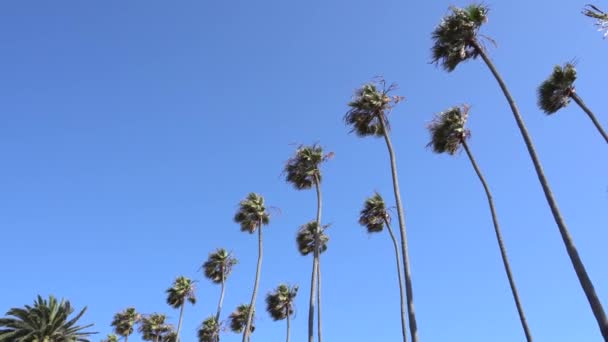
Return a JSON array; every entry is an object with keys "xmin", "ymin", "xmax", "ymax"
[
  {"xmin": 197, "ymin": 316, "xmax": 219, "ymax": 342},
  {"xmin": 234, "ymin": 193, "xmax": 270, "ymax": 342},
  {"xmin": 228, "ymin": 304, "xmax": 254, "ymax": 342},
  {"xmin": 266, "ymin": 284, "xmax": 298, "ymax": 342},
  {"xmin": 203, "ymin": 248, "xmax": 238, "ymax": 325},
  {"xmin": 358, "ymin": 192, "xmax": 407, "ymax": 339},
  {"xmin": 537, "ymin": 63, "xmax": 607, "ymax": 143},
  {"xmin": 138, "ymin": 313, "xmax": 173, "ymax": 342},
  {"xmin": 101, "ymin": 334, "xmax": 119, "ymax": 342},
  {"xmin": 583, "ymin": 4, "xmax": 608, "ymax": 38},
  {"xmin": 284, "ymin": 144, "xmax": 330, "ymax": 342},
  {"xmin": 345, "ymin": 80, "xmax": 416, "ymax": 342},
  {"xmin": 111, "ymin": 307, "xmax": 140, "ymax": 342},
  {"xmin": 427, "ymin": 105, "xmax": 533, "ymax": 340},
  {"xmin": 0, "ymin": 295, "xmax": 95, "ymax": 342},
  {"xmin": 296, "ymin": 222, "xmax": 329, "ymax": 256},
  {"xmin": 431, "ymin": 5, "xmax": 608, "ymax": 339},
  {"xmin": 166, "ymin": 276, "xmax": 196, "ymax": 342}
]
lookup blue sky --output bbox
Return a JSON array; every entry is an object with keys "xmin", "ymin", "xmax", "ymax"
[{"xmin": 1, "ymin": 1, "xmax": 607, "ymax": 341}]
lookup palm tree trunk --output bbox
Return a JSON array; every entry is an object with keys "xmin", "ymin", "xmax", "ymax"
[
  {"xmin": 125, "ymin": 336, "xmax": 128, "ymax": 342},
  {"xmin": 314, "ymin": 175, "xmax": 323, "ymax": 342},
  {"xmin": 286, "ymin": 311, "xmax": 291, "ymax": 342},
  {"xmin": 307, "ymin": 252, "xmax": 318, "ymax": 342},
  {"xmin": 473, "ymin": 40, "xmax": 608, "ymax": 340},
  {"xmin": 243, "ymin": 219, "xmax": 263, "ymax": 342},
  {"xmin": 215, "ymin": 274, "xmax": 226, "ymax": 342},
  {"xmin": 384, "ymin": 218, "xmax": 408, "ymax": 342},
  {"xmin": 176, "ymin": 303, "xmax": 185, "ymax": 342},
  {"xmin": 379, "ymin": 115, "xmax": 418, "ymax": 342},
  {"xmin": 316, "ymin": 255, "xmax": 323, "ymax": 342},
  {"xmin": 570, "ymin": 93, "xmax": 608, "ymax": 143},
  {"xmin": 462, "ymin": 140, "xmax": 533, "ymax": 341}
]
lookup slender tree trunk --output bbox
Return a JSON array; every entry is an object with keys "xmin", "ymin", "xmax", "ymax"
[
  {"xmin": 243, "ymin": 219, "xmax": 263, "ymax": 342},
  {"xmin": 125, "ymin": 336, "xmax": 128, "ymax": 342},
  {"xmin": 384, "ymin": 218, "xmax": 408, "ymax": 342},
  {"xmin": 314, "ymin": 175, "xmax": 323, "ymax": 342},
  {"xmin": 215, "ymin": 273, "xmax": 226, "ymax": 342},
  {"xmin": 462, "ymin": 140, "xmax": 533, "ymax": 341},
  {"xmin": 379, "ymin": 116, "xmax": 418, "ymax": 342},
  {"xmin": 316, "ymin": 255, "xmax": 323, "ymax": 342},
  {"xmin": 176, "ymin": 303, "xmax": 185, "ymax": 342},
  {"xmin": 307, "ymin": 251, "xmax": 318, "ymax": 342},
  {"xmin": 570, "ymin": 93, "xmax": 608, "ymax": 143},
  {"xmin": 473, "ymin": 40, "xmax": 608, "ymax": 340},
  {"xmin": 286, "ymin": 311, "xmax": 291, "ymax": 342}
]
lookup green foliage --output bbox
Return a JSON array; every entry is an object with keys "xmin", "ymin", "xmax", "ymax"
[
  {"xmin": 284, "ymin": 144, "xmax": 328, "ymax": 190},
  {"xmin": 265, "ymin": 284, "xmax": 298, "ymax": 321},
  {"xmin": 166, "ymin": 276, "xmax": 197, "ymax": 309},
  {"xmin": 431, "ymin": 4, "xmax": 489, "ymax": 71},
  {"xmin": 0, "ymin": 295, "xmax": 95, "ymax": 342},
  {"xmin": 197, "ymin": 316, "xmax": 219, "ymax": 342},
  {"xmin": 228, "ymin": 305, "xmax": 254, "ymax": 334},
  {"xmin": 359, "ymin": 192, "xmax": 389, "ymax": 233},
  {"xmin": 138, "ymin": 314, "xmax": 173, "ymax": 342},
  {"xmin": 234, "ymin": 193, "xmax": 270, "ymax": 233},
  {"xmin": 203, "ymin": 248, "xmax": 238, "ymax": 284},
  {"xmin": 427, "ymin": 106, "xmax": 470, "ymax": 155},
  {"xmin": 296, "ymin": 221, "xmax": 329, "ymax": 256},
  {"xmin": 583, "ymin": 4, "xmax": 608, "ymax": 37},
  {"xmin": 101, "ymin": 333, "xmax": 119, "ymax": 342},
  {"xmin": 111, "ymin": 307, "xmax": 140, "ymax": 339},
  {"xmin": 537, "ymin": 63, "xmax": 577, "ymax": 114},
  {"xmin": 345, "ymin": 80, "xmax": 402, "ymax": 137}
]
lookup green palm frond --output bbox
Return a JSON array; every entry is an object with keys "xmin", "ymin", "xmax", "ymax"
[
  {"xmin": 234, "ymin": 193, "xmax": 270, "ymax": 233},
  {"xmin": 111, "ymin": 307, "xmax": 140, "ymax": 339},
  {"xmin": 166, "ymin": 276, "xmax": 197, "ymax": 309},
  {"xmin": 427, "ymin": 105, "xmax": 470, "ymax": 155},
  {"xmin": 203, "ymin": 248, "xmax": 238, "ymax": 284},
  {"xmin": 197, "ymin": 316, "xmax": 220, "ymax": 342},
  {"xmin": 101, "ymin": 333, "xmax": 119, "ymax": 342},
  {"xmin": 138, "ymin": 313, "xmax": 173, "ymax": 342},
  {"xmin": 296, "ymin": 221, "xmax": 329, "ymax": 256},
  {"xmin": 359, "ymin": 192, "xmax": 389, "ymax": 233},
  {"xmin": 583, "ymin": 4, "xmax": 608, "ymax": 37},
  {"xmin": 228, "ymin": 305, "xmax": 254, "ymax": 334},
  {"xmin": 284, "ymin": 144, "xmax": 328, "ymax": 190},
  {"xmin": 345, "ymin": 80, "xmax": 403, "ymax": 137},
  {"xmin": 265, "ymin": 284, "xmax": 298, "ymax": 321},
  {"xmin": 537, "ymin": 63, "xmax": 577, "ymax": 114}
]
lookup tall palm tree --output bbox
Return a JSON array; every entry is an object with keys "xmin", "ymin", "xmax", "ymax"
[
  {"xmin": 198, "ymin": 316, "xmax": 220, "ymax": 342},
  {"xmin": 111, "ymin": 307, "xmax": 140, "ymax": 342},
  {"xmin": 203, "ymin": 249, "xmax": 238, "ymax": 324},
  {"xmin": 284, "ymin": 144, "xmax": 330, "ymax": 342},
  {"xmin": 102, "ymin": 333, "xmax": 120, "ymax": 342},
  {"xmin": 228, "ymin": 304, "xmax": 255, "ymax": 342},
  {"xmin": 427, "ymin": 105, "xmax": 533, "ymax": 341},
  {"xmin": 266, "ymin": 284, "xmax": 299, "ymax": 342},
  {"xmin": 358, "ymin": 192, "xmax": 407, "ymax": 340},
  {"xmin": 166, "ymin": 276, "xmax": 197, "ymax": 342},
  {"xmin": 537, "ymin": 63, "xmax": 607, "ymax": 143},
  {"xmin": 345, "ymin": 80, "xmax": 417, "ymax": 342},
  {"xmin": 431, "ymin": 5, "xmax": 608, "ymax": 339},
  {"xmin": 0, "ymin": 295, "xmax": 95, "ymax": 342},
  {"xmin": 583, "ymin": 4, "xmax": 608, "ymax": 38},
  {"xmin": 138, "ymin": 313, "xmax": 173, "ymax": 342},
  {"xmin": 234, "ymin": 193, "xmax": 270, "ymax": 342}
]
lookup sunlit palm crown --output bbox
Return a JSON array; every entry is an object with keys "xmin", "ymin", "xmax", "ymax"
[
  {"xmin": 537, "ymin": 63, "xmax": 577, "ymax": 114},
  {"xmin": 0, "ymin": 295, "xmax": 95, "ymax": 342},
  {"xmin": 234, "ymin": 193, "xmax": 270, "ymax": 233},
  {"xmin": 345, "ymin": 81, "xmax": 400, "ymax": 137},
  {"xmin": 228, "ymin": 305, "xmax": 254, "ymax": 333},
  {"xmin": 138, "ymin": 314, "xmax": 173, "ymax": 341},
  {"xmin": 203, "ymin": 248, "xmax": 238, "ymax": 284},
  {"xmin": 166, "ymin": 276, "xmax": 197, "ymax": 309},
  {"xmin": 101, "ymin": 334, "xmax": 119, "ymax": 342},
  {"xmin": 284, "ymin": 144, "xmax": 325, "ymax": 190},
  {"xmin": 111, "ymin": 307, "xmax": 140, "ymax": 338},
  {"xmin": 197, "ymin": 316, "xmax": 219, "ymax": 342},
  {"xmin": 431, "ymin": 4, "xmax": 489, "ymax": 71},
  {"xmin": 427, "ymin": 106, "xmax": 470, "ymax": 155},
  {"xmin": 359, "ymin": 192, "xmax": 390, "ymax": 233},
  {"xmin": 265, "ymin": 284, "xmax": 298, "ymax": 321},
  {"xmin": 296, "ymin": 221, "xmax": 329, "ymax": 256}
]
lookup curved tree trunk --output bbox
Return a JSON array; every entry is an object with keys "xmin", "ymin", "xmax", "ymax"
[
  {"xmin": 317, "ymin": 255, "xmax": 323, "ymax": 342},
  {"xmin": 570, "ymin": 93, "xmax": 608, "ymax": 143},
  {"xmin": 286, "ymin": 310, "xmax": 291, "ymax": 342},
  {"xmin": 473, "ymin": 40, "xmax": 608, "ymax": 340},
  {"xmin": 384, "ymin": 218, "xmax": 408, "ymax": 342},
  {"xmin": 176, "ymin": 303, "xmax": 185, "ymax": 342},
  {"xmin": 462, "ymin": 140, "xmax": 533, "ymax": 341},
  {"xmin": 215, "ymin": 272, "xmax": 226, "ymax": 342},
  {"xmin": 243, "ymin": 220, "xmax": 263, "ymax": 342},
  {"xmin": 379, "ymin": 116, "xmax": 418, "ymax": 342},
  {"xmin": 314, "ymin": 176, "xmax": 323, "ymax": 342},
  {"xmin": 307, "ymin": 175, "xmax": 323, "ymax": 342}
]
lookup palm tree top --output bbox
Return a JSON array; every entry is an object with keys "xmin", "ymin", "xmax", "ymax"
[
  {"xmin": 198, "ymin": 316, "xmax": 220, "ymax": 342},
  {"xmin": 228, "ymin": 304, "xmax": 255, "ymax": 334},
  {"xmin": 359, "ymin": 192, "xmax": 390, "ymax": 233},
  {"xmin": 537, "ymin": 63, "xmax": 577, "ymax": 114},
  {"xmin": 166, "ymin": 276, "xmax": 197, "ymax": 309},
  {"xmin": 431, "ymin": 4, "xmax": 489, "ymax": 71},
  {"xmin": 284, "ymin": 144, "xmax": 331, "ymax": 190},
  {"xmin": 234, "ymin": 192, "xmax": 270, "ymax": 233},
  {"xmin": 203, "ymin": 248, "xmax": 238, "ymax": 284},
  {"xmin": 265, "ymin": 284, "xmax": 298, "ymax": 321},
  {"xmin": 427, "ymin": 105, "xmax": 470, "ymax": 155},
  {"xmin": 138, "ymin": 313, "xmax": 174, "ymax": 341},
  {"xmin": 344, "ymin": 79, "xmax": 404, "ymax": 137},
  {"xmin": 583, "ymin": 4, "xmax": 608, "ymax": 38},
  {"xmin": 111, "ymin": 307, "xmax": 140, "ymax": 338},
  {"xmin": 296, "ymin": 221, "xmax": 330, "ymax": 256},
  {"xmin": 101, "ymin": 333, "xmax": 120, "ymax": 342}
]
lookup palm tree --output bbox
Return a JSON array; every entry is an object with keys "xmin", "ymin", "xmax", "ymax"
[
  {"xmin": 284, "ymin": 144, "xmax": 330, "ymax": 342},
  {"xmin": 203, "ymin": 248, "xmax": 238, "ymax": 326},
  {"xmin": 198, "ymin": 316, "xmax": 220, "ymax": 342},
  {"xmin": 431, "ymin": 5, "xmax": 608, "ymax": 339},
  {"xmin": 266, "ymin": 284, "xmax": 299, "ymax": 342},
  {"xmin": 537, "ymin": 63, "xmax": 607, "ymax": 143},
  {"xmin": 0, "ymin": 295, "xmax": 95, "ymax": 342},
  {"xmin": 138, "ymin": 313, "xmax": 173, "ymax": 342},
  {"xmin": 111, "ymin": 307, "xmax": 140, "ymax": 342},
  {"xmin": 102, "ymin": 334, "xmax": 119, "ymax": 342},
  {"xmin": 234, "ymin": 193, "xmax": 270, "ymax": 342},
  {"xmin": 358, "ymin": 192, "xmax": 407, "ymax": 340},
  {"xmin": 228, "ymin": 304, "xmax": 254, "ymax": 342},
  {"xmin": 166, "ymin": 276, "xmax": 197, "ymax": 342},
  {"xmin": 583, "ymin": 4, "xmax": 608, "ymax": 38},
  {"xmin": 345, "ymin": 80, "xmax": 417, "ymax": 342},
  {"xmin": 427, "ymin": 105, "xmax": 533, "ymax": 341}
]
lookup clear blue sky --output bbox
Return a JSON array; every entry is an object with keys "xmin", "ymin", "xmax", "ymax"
[{"xmin": 1, "ymin": 1, "xmax": 607, "ymax": 341}]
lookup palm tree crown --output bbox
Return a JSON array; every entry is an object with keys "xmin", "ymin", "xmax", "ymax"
[
  {"xmin": 138, "ymin": 314, "xmax": 173, "ymax": 342},
  {"xmin": 537, "ymin": 63, "xmax": 577, "ymax": 114},
  {"xmin": 111, "ymin": 307, "xmax": 140, "ymax": 339},
  {"xmin": 197, "ymin": 316, "xmax": 219, "ymax": 342},
  {"xmin": 296, "ymin": 221, "xmax": 329, "ymax": 256},
  {"xmin": 358, "ymin": 192, "xmax": 391, "ymax": 233},
  {"xmin": 0, "ymin": 295, "xmax": 95, "ymax": 342},
  {"xmin": 427, "ymin": 105, "xmax": 470, "ymax": 155},
  {"xmin": 166, "ymin": 276, "xmax": 197, "ymax": 309},
  {"xmin": 234, "ymin": 193, "xmax": 270, "ymax": 233},
  {"xmin": 228, "ymin": 305, "xmax": 255, "ymax": 334},
  {"xmin": 583, "ymin": 4, "xmax": 608, "ymax": 37},
  {"xmin": 203, "ymin": 249, "xmax": 238, "ymax": 284},
  {"xmin": 101, "ymin": 334, "xmax": 119, "ymax": 342},
  {"xmin": 431, "ymin": 4, "xmax": 489, "ymax": 71},
  {"xmin": 345, "ymin": 81, "xmax": 403, "ymax": 137},
  {"xmin": 284, "ymin": 144, "xmax": 327, "ymax": 190},
  {"xmin": 265, "ymin": 284, "xmax": 298, "ymax": 321}
]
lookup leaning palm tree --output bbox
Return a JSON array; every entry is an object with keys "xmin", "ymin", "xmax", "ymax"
[
  {"xmin": 228, "ymin": 304, "xmax": 255, "ymax": 342},
  {"xmin": 583, "ymin": 4, "xmax": 608, "ymax": 38},
  {"xmin": 101, "ymin": 334, "xmax": 119, "ymax": 342},
  {"xmin": 138, "ymin": 313, "xmax": 173, "ymax": 342},
  {"xmin": 284, "ymin": 144, "xmax": 330, "ymax": 342},
  {"xmin": 166, "ymin": 276, "xmax": 197, "ymax": 342},
  {"xmin": 111, "ymin": 307, "xmax": 140, "ymax": 342},
  {"xmin": 0, "ymin": 295, "xmax": 95, "ymax": 342},
  {"xmin": 203, "ymin": 248, "xmax": 238, "ymax": 325},
  {"xmin": 537, "ymin": 63, "xmax": 607, "ymax": 143},
  {"xmin": 427, "ymin": 105, "xmax": 533, "ymax": 341},
  {"xmin": 198, "ymin": 316, "xmax": 220, "ymax": 342},
  {"xmin": 431, "ymin": 5, "xmax": 608, "ymax": 339},
  {"xmin": 358, "ymin": 192, "xmax": 407, "ymax": 340},
  {"xmin": 234, "ymin": 193, "xmax": 270, "ymax": 342},
  {"xmin": 345, "ymin": 80, "xmax": 417, "ymax": 342},
  {"xmin": 266, "ymin": 284, "xmax": 298, "ymax": 342}
]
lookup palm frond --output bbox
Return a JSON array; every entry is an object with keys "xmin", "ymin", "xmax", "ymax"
[
  {"xmin": 296, "ymin": 221, "xmax": 330, "ymax": 256},
  {"xmin": 284, "ymin": 144, "xmax": 327, "ymax": 190},
  {"xmin": 537, "ymin": 63, "xmax": 577, "ymax": 114},
  {"xmin": 345, "ymin": 80, "xmax": 403, "ymax": 137},
  {"xmin": 265, "ymin": 284, "xmax": 298, "ymax": 321},
  {"xmin": 234, "ymin": 193, "xmax": 270, "ymax": 233},
  {"xmin": 427, "ymin": 105, "xmax": 470, "ymax": 155}
]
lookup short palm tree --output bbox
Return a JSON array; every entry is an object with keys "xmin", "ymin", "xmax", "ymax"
[
  {"xmin": 432, "ymin": 5, "xmax": 608, "ymax": 339},
  {"xmin": 0, "ymin": 295, "xmax": 95, "ymax": 342},
  {"xmin": 266, "ymin": 284, "xmax": 298, "ymax": 342},
  {"xmin": 537, "ymin": 63, "xmax": 607, "ymax": 143},
  {"xmin": 197, "ymin": 316, "xmax": 219, "ymax": 342},
  {"xmin": 427, "ymin": 105, "xmax": 533, "ymax": 340},
  {"xmin": 166, "ymin": 276, "xmax": 197, "ymax": 342},
  {"xmin": 358, "ymin": 192, "xmax": 407, "ymax": 339},
  {"xmin": 345, "ymin": 80, "xmax": 416, "ymax": 342},
  {"xmin": 203, "ymin": 248, "xmax": 238, "ymax": 325},
  {"xmin": 228, "ymin": 304, "xmax": 254, "ymax": 342},
  {"xmin": 234, "ymin": 193, "xmax": 270, "ymax": 342},
  {"xmin": 102, "ymin": 334, "xmax": 119, "ymax": 342},
  {"xmin": 138, "ymin": 313, "xmax": 173, "ymax": 342},
  {"xmin": 111, "ymin": 307, "xmax": 140, "ymax": 342},
  {"xmin": 284, "ymin": 144, "xmax": 330, "ymax": 342},
  {"xmin": 583, "ymin": 4, "xmax": 608, "ymax": 38}
]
